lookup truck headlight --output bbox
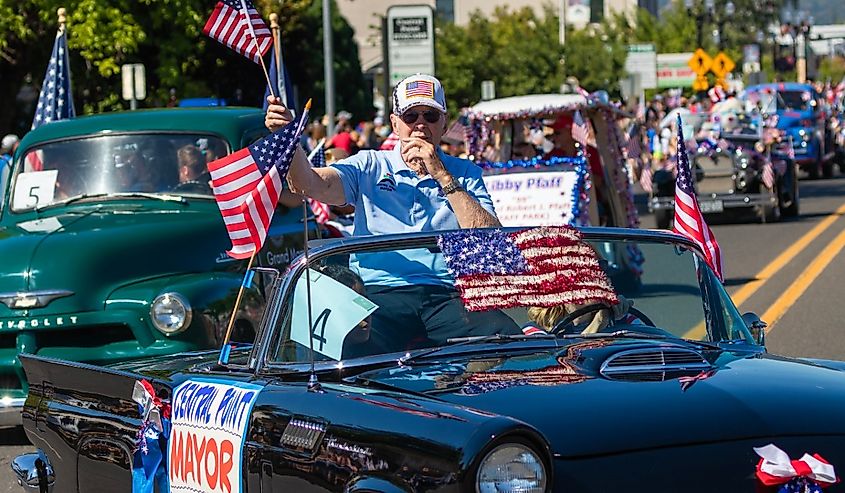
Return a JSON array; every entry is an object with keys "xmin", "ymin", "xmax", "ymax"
[
  {"xmin": 150, "ymin": 293, "xmax": 192, "ymax": 335},
  {"xmin": 477, "ymin": 443, "xmax": 546, "ymax": 493}
]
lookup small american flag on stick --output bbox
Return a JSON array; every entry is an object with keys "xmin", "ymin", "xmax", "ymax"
[
  {"xmin": 673, "ymin": 115, "xmax": 724, "ymax": 281},
  {"xmin": 208, "ymin": 100, "xmax": 311, "ymax": 259},
  {"xmin": 307, "ymin": 141, "xmax": 331, "ymax": 225},
  {"xmin": 203, "ymin": 0, "xmax": 272, "ymax": 64},
  {"xmin": 438, "ymin": 226, "xmax": 618, "ymax": 312},
  {"xmin": 572, "ymin": 110, "xmax": 590, "ymax": 147}
]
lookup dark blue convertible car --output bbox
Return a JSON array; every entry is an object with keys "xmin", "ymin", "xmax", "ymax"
[{"xmin": 12, "ymin": 227, "xmax": 845, "ymax": 492}]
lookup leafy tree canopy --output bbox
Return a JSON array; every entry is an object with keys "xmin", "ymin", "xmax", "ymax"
[{"xmin": 0, "ymin": 0, "xmax": 372, "ymax": 136}]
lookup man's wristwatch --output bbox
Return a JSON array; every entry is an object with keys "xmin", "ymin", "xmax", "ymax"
[{"xmin": 440, "ymin": 180, "xmax": 464, "ymax": 196}]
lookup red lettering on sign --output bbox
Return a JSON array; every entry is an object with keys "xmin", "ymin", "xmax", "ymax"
[
  {"xmin": 170, "ymin": 431, "xmax": 184, "ymax": 481},
  {"xmin": 220, "ymin": 439, "xmax": 234, "ymax": 493},
  {"xmin": 192, "ymin": 436, "xmax": 208, "ymax": 486},
  {"xmin": 169, "ymin": 431, "xmax": 237, "ymax": 492},
  {"xmin": 205, "ymin": 438, "xmax": 219, "ymax": 490}
]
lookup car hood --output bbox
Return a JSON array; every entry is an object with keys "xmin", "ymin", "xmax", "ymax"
[
  {"xmin": 0, "ymin": 201, "xmax": 232, "ymax": 316},
  {"xmin": 355, "ymin": 341, "xmax": 845, "ymax": 457}
]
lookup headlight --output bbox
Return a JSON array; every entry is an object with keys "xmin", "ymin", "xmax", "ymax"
[
  {"xmin": 150, "ymin": 293, "xmax": 192, "ymax": 335},
  {"xmin": 477, "ymin": 443, "xmax": 546, "ymax": 493}
]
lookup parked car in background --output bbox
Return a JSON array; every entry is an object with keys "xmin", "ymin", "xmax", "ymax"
[
  {"xmin": 0, "ymin": 107, "xmax": 314, "ymax": 427},
  {"xmin": 744, "ymin": 82, "xmax": 834, "ymax": 179},
  {"xmin": 13, "ymin": 227, "xmax": 845, "ymax": 492}
]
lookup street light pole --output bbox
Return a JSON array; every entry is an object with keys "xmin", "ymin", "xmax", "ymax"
[{"xmin": 322, "ymin": 0, "xmax": 335, "ymax": 137}]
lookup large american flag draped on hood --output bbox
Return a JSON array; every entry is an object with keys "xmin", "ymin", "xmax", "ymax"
[
  {"xmin": 31, "ymin": 27, "xmax": 75, "ymax": 130},
  {"xmin": 673, "ymin": 115, "xmax": 724, "ymax": 280},
  {"xmin": 203, "ymin": 0, "xmax": 272, "ymax": 64},
  {"xmin": 437, "ymin": 226, "xmax": 618, "ymax": 312},
  {"xmin": 208, "ymin": 102, "xmax": 311, "ymax": 259}
]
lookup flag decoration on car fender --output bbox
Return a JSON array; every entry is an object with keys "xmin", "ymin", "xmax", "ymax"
[
  {"xmin": 754, "ymin": 443, "xmax": 839, "ymax": 492},
  {"xmin": 208, "ymin": 100, "xmax": 311, "ymax": 259},
  {"xmin": 673, "ymin": 115, "xmax": 724, "ymax": 281},
  {"xmin": 131, "ymin": 379, "xmax": 171, "ymax": 493},
  {"xmin": 437, "ymin": 226, "xmax": 618, "ymax": 312},
  {"xmin": 203, "ymin": 0, "xmax": 272, "ymax": 64}
]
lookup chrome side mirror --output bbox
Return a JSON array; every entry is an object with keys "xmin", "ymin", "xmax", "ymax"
[
  {"xmin": 11, "ymin": 450, "xmax": 54, "ymax": 492},
  {"xmin": 742, "ymin": 312, "xmax": 767, "ymax": 346}
]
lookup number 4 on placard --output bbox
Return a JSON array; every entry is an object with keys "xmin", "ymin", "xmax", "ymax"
[{"xmin": 310, "ymin": 308, "xmax": 331, "ymax": 351}]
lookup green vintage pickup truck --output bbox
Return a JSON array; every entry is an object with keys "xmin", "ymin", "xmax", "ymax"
[{"xmin": 0, "ymin": 108, "xmax": 313, "ymax": 426}]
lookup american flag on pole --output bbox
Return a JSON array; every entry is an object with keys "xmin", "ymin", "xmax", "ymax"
[
  {"xmin": 571, "ymin": 110, "xmax": 589, "ymax": 147},
  {"xmin": 31, "ymin": 28, "xmax": 75, "ymax": 130},
  {"xmin": 438, "ymin": 226, "xmax": 618, "ymax": 312},
  {"xmin": 761, "ymin": 162, "xmax": 775, "ymax": 190},
  {"xmin": 379, "ymin": 132, "xmax": 399, "ymax": 150},
  {"xmin": 208, "ymin": 101, "xmax": 311, "ymax": 259},
  {"xmin": 307, "ymin": 141, "xmax": 331, "ymax": 225},
  {"xmin": 203, "ymin": 0, "xmax": 272, "ymax": 64},
  {"xmin": 639, "ymin": 164, "xmax": 653, "ymax": 193},
  {"xmin": 673, "ymin": 115, "xmax": 724, "ymax": 281}
]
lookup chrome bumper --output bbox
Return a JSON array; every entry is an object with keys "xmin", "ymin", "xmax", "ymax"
[
  {"xmin": 650, "ymin": 192, "xmax": 777, "ymax": 212},
  {"xmin": 11, "ymin": 450, "xmax": 54, "ymax": 492},
  {"xmin": 0, "ymin": 397, "xmax": 24, "ymax": 428}
]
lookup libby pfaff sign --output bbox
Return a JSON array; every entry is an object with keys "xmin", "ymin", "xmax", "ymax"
[
  {"xmin": 169, "ymin": 379, "xmax": 262, "ymax": 493},
  {"xmin": 482, "ymin": 171, "xmax": 583, "ymax": 227}
]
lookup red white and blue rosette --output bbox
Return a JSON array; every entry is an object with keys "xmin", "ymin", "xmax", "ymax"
[{"xmin": 755, "ymin": 444, "xmax": 839, "ymax": 493}]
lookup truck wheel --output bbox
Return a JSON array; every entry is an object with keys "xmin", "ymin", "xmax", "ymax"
[
  {"xmin": 655, "ymin": 209, "xmax": 672, "ymax": 230},
  {"xmin": 808, "ymin": 160, "xmax": 820, "ymax": 180},
  {"xmin": 781, "ymin": 179, "xmax": 800, "ymax": 217},
  {"xmin": 822, "ymin": 160, "xmax": 834, "ymax": 179}
]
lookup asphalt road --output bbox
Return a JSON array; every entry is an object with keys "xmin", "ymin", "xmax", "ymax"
[{"xmin": 2, "ymin": 169, "xmax": 845, "ymax": 489}]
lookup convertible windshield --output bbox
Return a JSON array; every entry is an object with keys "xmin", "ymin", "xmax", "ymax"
[
  {"xmin": 269, "ymin": 232, "xmax": 754, "ymax": 364},
  {"xmin": 11, "ymin": 133, "xmax": 226, "ymax": 211}
]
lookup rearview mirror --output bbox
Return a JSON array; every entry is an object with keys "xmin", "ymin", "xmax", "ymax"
[{"xmin": 742, "ymin": 312, "xmax": 767, "ymax": 346}]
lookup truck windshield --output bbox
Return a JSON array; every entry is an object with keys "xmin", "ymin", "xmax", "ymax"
[{"xmin": 11, "ymin": 133, "xmax": 228, "ymax": 211}]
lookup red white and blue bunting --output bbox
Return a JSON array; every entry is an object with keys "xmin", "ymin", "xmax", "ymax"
[{"xmin": 132, "ymin": 379, "xmax": 171, "ymax": 493}]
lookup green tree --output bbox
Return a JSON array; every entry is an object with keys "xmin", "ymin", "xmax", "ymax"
[
  {"xmin": 436, "ymin": 6, "xmax": 566, "ymax": 115},
  {"xmin": 0, "ymin": 0, "xmax": 371, "ymax": 136}
]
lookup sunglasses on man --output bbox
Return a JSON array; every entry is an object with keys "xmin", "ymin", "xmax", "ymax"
[{"xmin": 401, "ymin": 109, "xmax": 442, "ymax": 125}]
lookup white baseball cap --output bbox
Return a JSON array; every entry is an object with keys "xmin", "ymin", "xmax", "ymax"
[
  {"xmin": 1, "ymin": 134, "xmax": 19, "ymax": 152},
  {"xmin": 392, "ymin": 74, "xmax": 446, "ymax": 116}
]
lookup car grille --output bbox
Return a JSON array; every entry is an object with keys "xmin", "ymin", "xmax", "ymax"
[
  {"xmin": 0, "ymin": 372, "xmax": 22, "ymax": 390},
  {"xmin": 600, "ymin": 347, "xmax": 710, "ymax": 381},
  {"xmin": 34, "ymin": 324, "xmax": 135, "ymax": 348}
]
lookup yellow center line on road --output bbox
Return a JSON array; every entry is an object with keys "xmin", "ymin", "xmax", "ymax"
[
  {"xmin": 761, "ymin": 223, "xmax": 845, "ymax": 332},
  {"xmin": 681, "ymin": 202, "xmax": 845, "ymax": 340},
  {"xmin": 730, "ymin": 202, "xmax": 845, "ymax": 307}
]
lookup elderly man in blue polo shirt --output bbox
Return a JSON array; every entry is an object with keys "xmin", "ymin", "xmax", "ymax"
[{"xmin": 266, "ymin": 74, "xmax": 519, "ymax": 352}]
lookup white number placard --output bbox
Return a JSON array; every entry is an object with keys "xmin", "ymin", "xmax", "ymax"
[
  {"xmin": 13, "ymin": 170, "xmax": 58, "ymax": 209},
  {"xmin": 291, "ymin": 269, "xmax": 378, "ymax": 360}
]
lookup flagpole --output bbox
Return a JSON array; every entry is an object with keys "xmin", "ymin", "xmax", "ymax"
[
  {"xmin": 269, "ymin": 13, "xmax": 289, "ymax": 108},
  {"xmin": 217, "ymin": 250, "xmax": 257, "ymax": 365},
  {"xmin": 239, "ymin": 0, "xmax": 275, "ymax": 99},
  {"xmin": 57, "ymin": 7, "xmax": 66, "ymax": 34}
]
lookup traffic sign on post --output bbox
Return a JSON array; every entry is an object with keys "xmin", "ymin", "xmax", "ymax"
[
  {"xmin": 688, "ymin": 49, "xmax": 713, "ymax": 76},
  {"xmin": 711, "ymin": 52, "xmax": 735, "ymax": 78},
  {"xmin": 121, "ymin": 63, "xmax": 146, "ymax": 110}
]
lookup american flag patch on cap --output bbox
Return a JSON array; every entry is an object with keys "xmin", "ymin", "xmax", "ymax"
[{"xmin": 405, "ymin": 80, "xmax": 434, "ymax": 98}]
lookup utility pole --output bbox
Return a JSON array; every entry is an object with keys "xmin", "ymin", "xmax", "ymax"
[
  {"xmin": 559, "ymin": 0, "xmax": 567, "ymax": 45},
  {"xmin": 323, "ymin": 0, "xmax": 335, "ymax": 137}
]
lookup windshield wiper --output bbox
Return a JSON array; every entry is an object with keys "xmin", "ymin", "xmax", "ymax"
[
  {"xmin": 33, "ymin": 191, "xmax": 187, "ymax": 212},
  {"xmin": 561, "ymin": 330, "xmax": 668, "ymax": 340},
  {"xmin": 109, "ymin": 192, "xmax": 187, "ymax": 203},
  {"xmin": 398, "ymin": 333, "xmax": 555, "ymax": 366},
  {"xmin": 34, "ymin": 193, "xmax": 108, "ymax": 212}
]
